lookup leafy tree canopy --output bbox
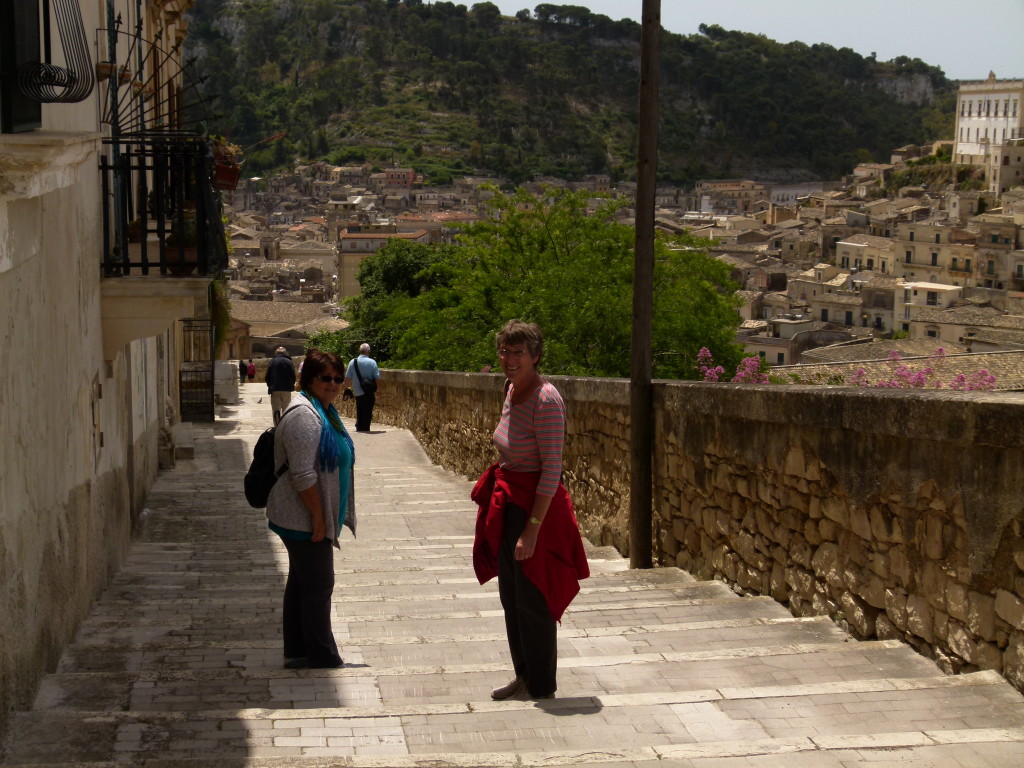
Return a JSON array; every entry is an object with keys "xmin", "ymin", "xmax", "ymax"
[{"xmin": 318, "ymin": 188, "xmax": 743, "ymax": 379}]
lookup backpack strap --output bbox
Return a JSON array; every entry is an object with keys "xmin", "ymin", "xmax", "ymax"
[{"xmin": 274, "ymin": 406, "xmax": 301, "ymax": 477}]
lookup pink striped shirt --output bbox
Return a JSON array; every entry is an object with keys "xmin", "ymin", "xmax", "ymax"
[{"xmin": 493, "ymin": 380, "xmax": 566, "ymax": 497}]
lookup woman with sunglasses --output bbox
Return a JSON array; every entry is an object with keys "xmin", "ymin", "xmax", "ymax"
[
  {"xmin": 266, "ymin": 348, "xmax": 355, "ymax": 669},
  {"xmin": 472, "ymin": 320, "xmax": 589, "ymax": 700}
]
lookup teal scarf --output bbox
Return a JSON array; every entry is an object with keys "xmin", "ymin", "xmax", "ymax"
[
  {"xmin": 303, "ymin": 392, "xmax": 352, "ymax": 471},
  {"xmin": 302, "ymin": 392, "xmax": 354, "ymax": 527}
]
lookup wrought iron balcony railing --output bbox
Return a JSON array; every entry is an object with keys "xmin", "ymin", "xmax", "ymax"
[{"xmin": 100, "ymin": 132, "xmax": 228, "ymax": 277}]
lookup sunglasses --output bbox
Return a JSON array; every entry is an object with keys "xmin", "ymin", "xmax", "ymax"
[{"xmin": 317, "ymin": 375, "xmax": 345, "ymax": 384}]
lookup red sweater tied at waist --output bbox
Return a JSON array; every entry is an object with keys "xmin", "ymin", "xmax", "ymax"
[{"xmin": 471, "ymin": 463, "xmax": 590, "ymax": 623}]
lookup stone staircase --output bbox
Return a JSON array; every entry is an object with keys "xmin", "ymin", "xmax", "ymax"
[{"xmin": 3, "ymin": 388, "xmax": 1024, "ymax": 767}]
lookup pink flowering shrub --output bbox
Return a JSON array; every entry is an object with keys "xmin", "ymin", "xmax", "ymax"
[
  {"xmin": 696, "ymin": 347, "xmax": 725, "ymax": 382},
  {"xmin": 732, "ymin": 356, "xmax": 770, "ymax": 384},
  {"xmin": 696, "ymin": 348, "xmax": 767, "ymax": 383}
]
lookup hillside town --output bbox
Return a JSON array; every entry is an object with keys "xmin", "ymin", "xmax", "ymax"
[{"xmin": 224, "ymin": 74, "xmax": 1024, "ymax": 387}]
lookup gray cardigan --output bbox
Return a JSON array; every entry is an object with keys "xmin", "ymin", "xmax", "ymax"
[{"xmin": 266, "ymin": 393, "xmax": 356, "ymax": 545}]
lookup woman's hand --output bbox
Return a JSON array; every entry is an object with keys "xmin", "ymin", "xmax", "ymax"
[
  {"xmin": 515, "ymin": 525, "xmax": 540, "ymax": 560},
  {"xmin": 298, "ymin": 484, "xmax": 327, "ymax": 542}
]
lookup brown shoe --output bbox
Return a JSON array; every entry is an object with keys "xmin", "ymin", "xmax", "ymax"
[{"xmin": 490, "ymin": 676, "xmax": 526, "ymax": 700}]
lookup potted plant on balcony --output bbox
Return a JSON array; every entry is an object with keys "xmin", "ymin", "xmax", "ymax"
[
  {"xmin": 127, "ymin": 217, "xmax": 143, "ymax": 243},
  {"xmin": 210, "ymin": 136, "xmax": 243, "ymax": 190},
  {"xmin": 166, "ymin": 214, "xmax": 199, "ymax": 276}
]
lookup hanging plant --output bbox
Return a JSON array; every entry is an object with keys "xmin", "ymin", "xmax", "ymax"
[{"xmin": 209, "ymin": 135, "xmax": 244, "ymax": 189}]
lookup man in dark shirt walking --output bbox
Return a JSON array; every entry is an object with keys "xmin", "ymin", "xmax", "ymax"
[{"xmin": 265, "ymin": 347, "xmax": 296, "ymax": 424}]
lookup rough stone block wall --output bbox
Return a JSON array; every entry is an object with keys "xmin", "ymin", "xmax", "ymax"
[
  {"xmin": 366, "ymin": 370, "xmax": 1024, "ymax": 693},
  {"xmin": 655, "ymin": 384, "xmax": 1024, "ymax": 691}
]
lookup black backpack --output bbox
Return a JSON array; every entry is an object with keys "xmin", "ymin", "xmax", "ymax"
[
  {"xmin": 244, "ymin": 409, "xmax": 295, "ymax": 508},
  {"xmin": 354, "ymin": 359, "xmax": 377, "ymax": 395}
]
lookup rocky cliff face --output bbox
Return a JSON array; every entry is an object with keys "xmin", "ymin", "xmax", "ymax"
[{"xmin": 874, "ymin": 73, "xmax": 938, "ymax": 105}]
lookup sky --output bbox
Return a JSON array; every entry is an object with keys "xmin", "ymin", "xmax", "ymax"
[{"xmin": 488, "ymin": 0, "xmax": 1024, "ymax": 82}]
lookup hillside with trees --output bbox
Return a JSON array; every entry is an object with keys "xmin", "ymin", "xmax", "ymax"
[{"xmin": 184, "ymin": 0, "xmax": 957, "ymax": 185}]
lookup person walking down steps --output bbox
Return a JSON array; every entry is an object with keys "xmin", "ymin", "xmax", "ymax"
[
  {"xmin": 266, "ymin": 346, "xmax": 296, "ymax": 425},
  {"xmin": 345, "ymin": 343, "xmax": 380, "ymax": 433}
]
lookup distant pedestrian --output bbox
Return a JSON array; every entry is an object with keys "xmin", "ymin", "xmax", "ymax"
[
  {"xmin": 239, "ymin": 359, "xmax": 247, "ymax": 385},
  {"xmin": 471, "ymin": 319, "xmax": 589, "ymax": 701},
  {"xmin": 344, "ymin": 344, "xmax": 380, "ymax": 433},
  {"xmin": 246, "ymin": 359, "xmax": 256, "ymax": 383},
  {"xmin": 266, "ymin": 347, "xmax": 297, "ymax": 424}
]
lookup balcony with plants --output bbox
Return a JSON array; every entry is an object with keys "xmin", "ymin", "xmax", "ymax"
[{"xmin": 101, "ymin": 131, "xmax": 230, "ymax": 278}]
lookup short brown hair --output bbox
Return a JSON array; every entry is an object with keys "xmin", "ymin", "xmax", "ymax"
[
  {"xmin": 496, "ymin": 319, "xmax": 543, "ymax": 363},
  {"xmin": 300, "ymin": 348, "xmax": 343, "ymax": 392}
]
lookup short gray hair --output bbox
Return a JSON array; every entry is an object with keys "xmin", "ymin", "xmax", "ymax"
[{"xmin": 359, "ymin": 343, "xmax": 371, "ymax": 355}]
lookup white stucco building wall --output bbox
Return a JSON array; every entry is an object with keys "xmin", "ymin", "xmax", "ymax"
[
  {"xmin": 954, "ymin": 76, "xmax": 1024, "ymax": 165},
  {"xmin": 0, "ymin": 0, "xmax": 197, "ymax": 740}
]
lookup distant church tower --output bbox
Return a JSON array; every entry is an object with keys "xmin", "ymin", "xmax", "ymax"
[{"xmin": 260, "ymin": 233, "xmax": 281, "ymax": 261}]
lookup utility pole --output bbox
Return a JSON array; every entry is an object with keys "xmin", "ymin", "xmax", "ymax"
[{"xmin": 630, "ymin": 0, "xmax": 660, "ymax": 569}]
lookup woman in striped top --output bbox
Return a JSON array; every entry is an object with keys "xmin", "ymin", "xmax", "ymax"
[{"xmin": 472, "ymin": 319, "xmax": 589, "ymax": 701}]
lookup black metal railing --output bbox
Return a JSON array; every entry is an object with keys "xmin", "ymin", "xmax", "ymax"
[
  {"xmin": 100, "ymin": 132, "xmax": 228, "ymax": 277},
  {"xmin": 180, "ymin": 318, "xmax": 215, "ymax": 422}
]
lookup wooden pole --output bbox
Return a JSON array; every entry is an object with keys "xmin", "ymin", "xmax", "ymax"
[{"xmin": 630, "ymin": 0, "xmax": 661, "ymax": 569}]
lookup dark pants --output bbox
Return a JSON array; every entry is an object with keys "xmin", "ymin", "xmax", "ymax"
[
  {"xmin": 355, "ymin": 392, "xmax": 375, "ymax": 432},
  {"xmin": 281, "ymin": 537, "xmax": 342, "ymax": 667},
  {"xmin": 498, "ymin": 503, "xmax": 557, "ymax": 697}
]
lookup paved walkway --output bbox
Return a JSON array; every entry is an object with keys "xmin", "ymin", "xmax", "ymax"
[{"xmin": 4, "ymin": 386, "xmax": 1024, "ymax": 767}]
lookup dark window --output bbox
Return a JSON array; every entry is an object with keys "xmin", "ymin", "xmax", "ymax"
[
  {"xmin": 845, "ymin": 311, "xmax": 853, "ymax": 324},
  {"xmin": 821, "ymin": 309, "xmax": 828, "ymax": 321},
  {"xmin": 931, "ymin": 253, "xmax": 938, "ymax": 266},
  {"xmin": 905, "ymin": 250, "xmax": 912, "ymax": 263},
  {"xmin": 926, "ymin": 330, "xmax": 937, "ymax": 338},
  {"xmin": 776, "ymin": 353, "xmax": 785, "ymax": 364},
  {"xmin": 909, "ymin": 232, "xmax": 915, "ymax": 241},
  {"xmin": 935, "ymin": 234, "xmax": 941, "ymax": 243},
  {"xmin": 0, "ymin": 0, "xmax": 42, "ymax": 133}
]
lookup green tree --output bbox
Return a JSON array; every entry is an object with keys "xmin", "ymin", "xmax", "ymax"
[{"xmin": 349, "ymin": 187, "xmax": 743, "ymax": 378}]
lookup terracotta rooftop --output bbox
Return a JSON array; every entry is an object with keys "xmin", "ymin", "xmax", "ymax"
[
  {"xmin": 800, "ymin": 339, "xmax": 969, "ymax": 363},
  {"xmin": 778, "ymin": 348, "xmax": 1024, "ymax": 391},
  {"xmin": 910, "ymin": 305, "xmax": 1024, "ymax": 330},
  {"xmin": 230, "ymin": 301, "xmax": 330, "ymax": 326}
]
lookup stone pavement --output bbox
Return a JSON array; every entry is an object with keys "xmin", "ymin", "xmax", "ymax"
[{"xmin": 3, "ymin": 385, "xmax": 1024, "ymax": 767}]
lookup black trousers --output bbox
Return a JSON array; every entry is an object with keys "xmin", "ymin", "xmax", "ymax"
[
  {"xmin": 281, "ymin": 537, "xmax": 342, "ymax": 667},
  {"xmin": 355, "ymin": 392, "xmax": 376, "ymax": 431},
  {"xmin": 498, "ymin": 503, "xmax": 557, "ymax": 697}
]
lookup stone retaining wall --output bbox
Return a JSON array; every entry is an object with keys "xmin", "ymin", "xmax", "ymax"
[{"xmin": 363, "ymin": 370, "xmax": 1024, "ymax": 692}]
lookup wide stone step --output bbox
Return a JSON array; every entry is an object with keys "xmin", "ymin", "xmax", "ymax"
[
  {"xmin": 34, "ymin": 640, "xmax": 942, "ymax": 714},
  {"xmin": 6, "ymin": 673, "xmax": 1021, "ymax": 764}
]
